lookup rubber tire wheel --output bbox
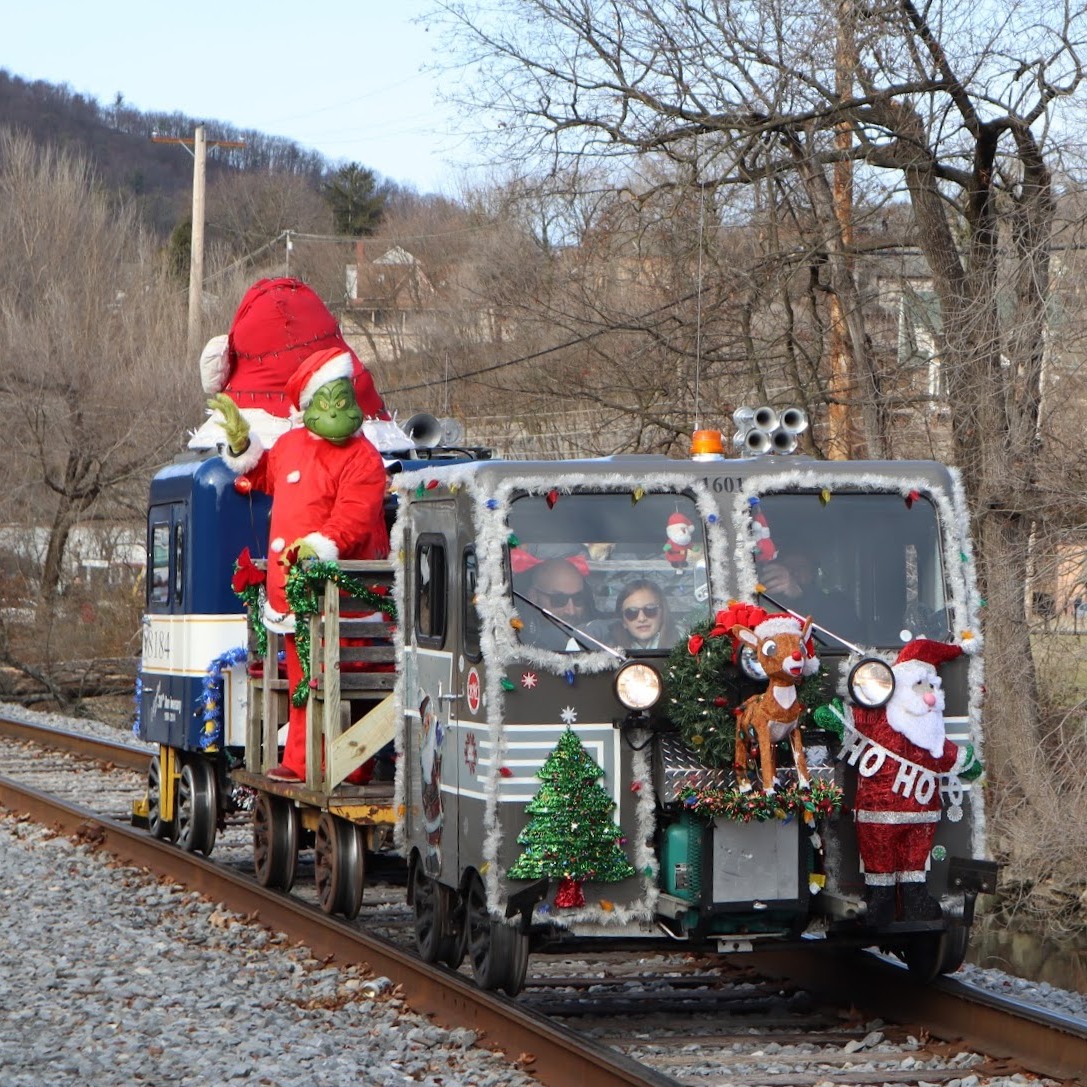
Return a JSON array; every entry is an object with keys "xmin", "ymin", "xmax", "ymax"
[
  {"xmin": 465, "ymin": 874, "xmax": 530, "ymax": 996},
  {"xmin": 314, "ymin": 813, "xmax": 366, "ymax": 919},
  {"xmin": 147, "ymin": 754, "xmax": 178, "ymax": 843},
  {"xmin": 253, "ymin": 792, "xmax": 299, "ymax": 891},
  {"xmin": 177, "ymin": 759, "xmax": 218, "ymax": 856},
  {"xmin": 412, "ymin": 863, "xmax": 464, "ymax": 967}
]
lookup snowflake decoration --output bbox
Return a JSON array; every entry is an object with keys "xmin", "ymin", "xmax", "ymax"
[
  {"xmin": 560, "ymin": 705, "xmax": 578, "ymax": 725},
  {"xmin": 521, "ymin": 671, "xmax": 538, "ymax": 689},
  {"xmin": 463, "ymin": 731, "xmax": 478, "ymax": 776}
]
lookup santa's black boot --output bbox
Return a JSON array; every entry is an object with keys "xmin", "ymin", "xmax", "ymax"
[
  {"xmin": 864, "ymin": 884, "xmax": 896, "ymax": 927},
  {"xmin": 900, "ymin": 881, "xmax": 943, "ymax": 921}
]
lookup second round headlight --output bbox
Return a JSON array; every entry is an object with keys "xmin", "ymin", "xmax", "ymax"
[
  {"xmin": 614, "ymin": 662, "xmax": 662, "ymax": 711},
  {"xmin": 848, "ymin": 657, "xmax": 896, "ymax": 708}
]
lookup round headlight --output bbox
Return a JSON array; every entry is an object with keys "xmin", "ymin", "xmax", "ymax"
[
  {"xmin": 848, "ymin": 658, "xmax": 896, "ymax": 708},
  {"xmin": 739, "ymin": 644, "xmax": 767, "ymax": 680},
  {"xmin": 614, "ymin": 662, "xmax": 662, "ymax": 711}
]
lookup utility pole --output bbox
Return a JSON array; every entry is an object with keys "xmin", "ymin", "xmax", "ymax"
[{"xmin": 152, "ymin": 126, "xmax": 245, "ymax": 356}]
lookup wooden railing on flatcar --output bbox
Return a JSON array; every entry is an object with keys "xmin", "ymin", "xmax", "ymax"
[{"xmin": 245, "ymin": 559, "xmax": 398, "ymax": 793}]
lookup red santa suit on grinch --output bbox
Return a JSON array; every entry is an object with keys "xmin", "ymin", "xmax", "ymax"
[
  {"xmin": 843, "ymin": 639, "xmax": 973, "ymax": 924},
  {"xmin": 224, "ymin": 348, "xmax": 389, "ymax": 782}
]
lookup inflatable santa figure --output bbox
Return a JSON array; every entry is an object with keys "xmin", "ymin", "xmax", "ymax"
[
  {"xmin": 836, "ymin": 638, "xmax": 981, "ymax": 926},
  {"xmin": 211, "ymin": 346, "xmax": 389, "ymax": 783}
]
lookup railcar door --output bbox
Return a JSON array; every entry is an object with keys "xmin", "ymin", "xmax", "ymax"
[{"xmin": 402, "ymin": 500, "xmax": 462, "ymax": 882}]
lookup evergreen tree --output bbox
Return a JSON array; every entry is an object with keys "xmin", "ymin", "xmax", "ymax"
[{"xmin": 323, "ymin": 163, "xmax": 389, "ymax": 236}]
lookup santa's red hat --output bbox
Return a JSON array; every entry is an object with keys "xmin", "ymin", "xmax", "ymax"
[
  {"xmin": 668, "ymin": 511, "xmax": 693, "ymax": 527},
  {"xmin": 285, "ymin": 348, "xmax": 356, "ymax": 412},
  {"xmin": 894, "ymin": 638, "xmax": 963, "ymax": 671}
]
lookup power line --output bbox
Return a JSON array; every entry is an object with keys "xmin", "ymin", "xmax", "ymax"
[{"xmin": 384, "ymin": 288, "xmax": 703, "ymax": 395}]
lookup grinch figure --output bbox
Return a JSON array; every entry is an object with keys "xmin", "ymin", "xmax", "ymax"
[
  {"xmin": 817, "ymin": 638, "xmax": 982, "ymax": 926},
  {"xmin": 211, "ymin": 346, "xmax": 389, "ymax": 783}
]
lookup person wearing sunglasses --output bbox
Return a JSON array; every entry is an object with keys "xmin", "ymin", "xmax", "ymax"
[
  {"xmin": 520, "ymin": 558, "xmax": 593, "ymax": 650},
  {"xmin": 589, "ymin": 579, "xmax": 672, "ymax": 650}
]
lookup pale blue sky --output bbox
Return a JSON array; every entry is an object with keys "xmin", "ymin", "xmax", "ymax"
[{"xmin": 4, "ymin": 2, "xmax": 472, "ymax": 193}]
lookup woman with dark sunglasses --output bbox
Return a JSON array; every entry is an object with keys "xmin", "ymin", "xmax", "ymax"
[{"xmin": 590, "ymin": 578, "xmax": 672, "ymax": 650}]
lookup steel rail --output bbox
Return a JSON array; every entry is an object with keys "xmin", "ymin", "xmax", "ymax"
[
  {"xmin": 0, "ymin": 774, "xmax": 674, "ymax": 1087},
  {"xmin": 750, "ymin": 947, "xmax": 1087, "ymax": 1082},
  {"xmin": 0, "ymin": 715, "xmax": 148, "ymax": 771}
]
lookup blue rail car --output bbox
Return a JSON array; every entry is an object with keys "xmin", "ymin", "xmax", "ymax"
[{"xmin": 137, "ymin": 452, "xmax": 271, "ymax": 753}]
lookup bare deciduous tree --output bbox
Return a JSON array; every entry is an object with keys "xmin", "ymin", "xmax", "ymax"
[
  {"xmin": 0, "ymin": 130, "xmax": 196, "ymax": 610},
  {"xmin": 436, "ymin": 0, "xmax": 1087, "ymax": 804}
]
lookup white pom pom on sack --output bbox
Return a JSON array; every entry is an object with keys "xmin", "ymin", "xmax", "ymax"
[{"xmin": 199, "ymin": 333, "xmax": 231, "ymax": 394}]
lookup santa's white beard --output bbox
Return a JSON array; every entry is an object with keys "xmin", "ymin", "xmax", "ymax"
[{"xmin": 886, "ymin": 692, "xmax": 946, "ymax": 758}]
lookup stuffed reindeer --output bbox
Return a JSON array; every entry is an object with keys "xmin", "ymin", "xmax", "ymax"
[{"xmin": 730, "ymin": 612, "xmax": 817, "ymax": 794}]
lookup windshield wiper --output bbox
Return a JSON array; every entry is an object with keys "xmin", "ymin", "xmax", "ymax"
[{"xmin": 512, "ymin": 590, "xmax": 627, "ymax": 661}]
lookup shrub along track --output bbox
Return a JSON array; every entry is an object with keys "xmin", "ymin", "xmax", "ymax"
[{"xmin": 1, "ymin": 713, "xmax": 1085, "ymax": 1086}]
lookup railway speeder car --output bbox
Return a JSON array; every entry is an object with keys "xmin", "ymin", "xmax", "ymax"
[{"xmin": 393, "ymin": 434, "xmax": 996, "ymax": 994}]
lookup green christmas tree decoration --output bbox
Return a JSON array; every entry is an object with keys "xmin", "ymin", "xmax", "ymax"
[{"xmin": 508, "ymin": 727, "xmax": 636, "ymax": 906}]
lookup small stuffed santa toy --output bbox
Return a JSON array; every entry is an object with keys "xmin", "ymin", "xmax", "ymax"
[
  {"xmin": 836, "ymin": 638, "xmax": 981, "ymax": 926},
  {"xmin": 663, "ymin": 512, "xmax": 696, "ymax": 569}
]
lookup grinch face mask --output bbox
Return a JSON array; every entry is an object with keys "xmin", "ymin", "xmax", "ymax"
[{"xmin": 303, "ymin": 377, "xmax": 363, "ymax": 443}]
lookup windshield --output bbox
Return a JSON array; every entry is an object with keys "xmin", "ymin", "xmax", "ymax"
[
  {"xmin": 508, "ymin": 492, "xmax": 709, "ymax": 653},
  {"xmin": 755, "ymin": 492, "xmax": 950, "ymax": 648}
]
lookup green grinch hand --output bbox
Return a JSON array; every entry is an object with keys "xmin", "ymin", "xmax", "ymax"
[
  {"xmin": 208, "ymin": 393, "xmax": 250, "ymax": 455},
  {"xmin": 280, "ymin": 538, "xmax": 319, "ymax": 569},
  {"xmin": 812, "ymin": 697, "xmax": 847, "ymax": 739}
]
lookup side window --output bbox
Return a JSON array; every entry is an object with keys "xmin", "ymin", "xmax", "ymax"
[
  {"xmin": 415, "ymin": 537, "xmax": 447, "ymax": 645},
  {"xmin": 463, "ymin": 547, "xmax": 481, "ymax": 661},
  {"xmin": 149, "ymin": 522, "xmax": 170, "ymax": 606},
  {"xmin": 173, "ymin": 522, "xmax": 184, "ymax": 606}
]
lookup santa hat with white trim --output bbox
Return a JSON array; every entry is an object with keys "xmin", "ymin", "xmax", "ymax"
[
  {"xmin": 285, "ymin": 347, "xmax": 356, "ymax": 413},
  {"xmin": 893, "ymin": 638, "xmax": 963, "ymax": 677}
]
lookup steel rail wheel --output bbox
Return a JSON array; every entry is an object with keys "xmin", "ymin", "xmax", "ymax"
[
  {"xmin": 314, "ymin": 812, "xmax": 365, "ymax": 919},
  {"xmin": 176, "ymin": 759, "xmax": 218, "ymax": 856},
  {"xmin": 465, "ymin": 872, "xmax": 530, "ymax": 997},
  {"xmin": 147, "ymin": 755, "xmax": 178, "ymax": 843},
  {"xmin": 253, "ymin": 792, "xmax": 299, "ymax": 891},
  {"xmin": 412, "ymin": 861, "xmax": 464, "ymax": 968}
]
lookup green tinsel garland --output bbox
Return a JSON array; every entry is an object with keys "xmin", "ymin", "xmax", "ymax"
[
  {"xmin": 663, "ymin": 616, "xmax": 826, "ymax": 770},
  {"xmin": 677, "ymin": 777, "xmax": 844, "ymax": 822},
  {"xmin": 285, "ymin": 560, "xmax": 398, "ymax": 708}
]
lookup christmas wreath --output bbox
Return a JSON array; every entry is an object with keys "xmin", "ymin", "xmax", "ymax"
[{"xmin": 664, "ymin": 601, "xmax": 824, "ymax": 769}]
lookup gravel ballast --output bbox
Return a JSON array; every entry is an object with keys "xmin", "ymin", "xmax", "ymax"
[{"xmin": 0, "ymin": 813, "xmax": 542, "ymax": 1087}]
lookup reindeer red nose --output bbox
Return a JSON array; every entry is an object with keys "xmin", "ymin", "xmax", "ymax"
[{"xmin": 791, "ymin": 650, "xmax": 802, "ymax": 662}]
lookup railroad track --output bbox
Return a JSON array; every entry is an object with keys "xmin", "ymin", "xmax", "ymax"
[{"xmin": 2, "ymin": 712, "xmax": 1084, "ymax": 1087}]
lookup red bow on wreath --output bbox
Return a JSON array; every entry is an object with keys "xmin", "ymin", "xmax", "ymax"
[{"xmin": 231, "ymin": 547, "xmax": 265, "ymax": 593}]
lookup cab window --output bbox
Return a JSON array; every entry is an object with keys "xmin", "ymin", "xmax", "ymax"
[
  {"xmin": 757, "ymin": 492, "xmax": 949, "ymax": 647},
  {"xmin": 149, "ymin": 522, "xmax": 170, "ymax": 606},
  {"xmin": 415, "ymin": 537, "xmax": 447, "ymax": 645},
  {"xmin": 507, "ymin": 491, "xmax": 709, "ymax": 652},
  {"xmin": 463, "ymin": 547, "xmax": 481, "ymax": 660}
]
